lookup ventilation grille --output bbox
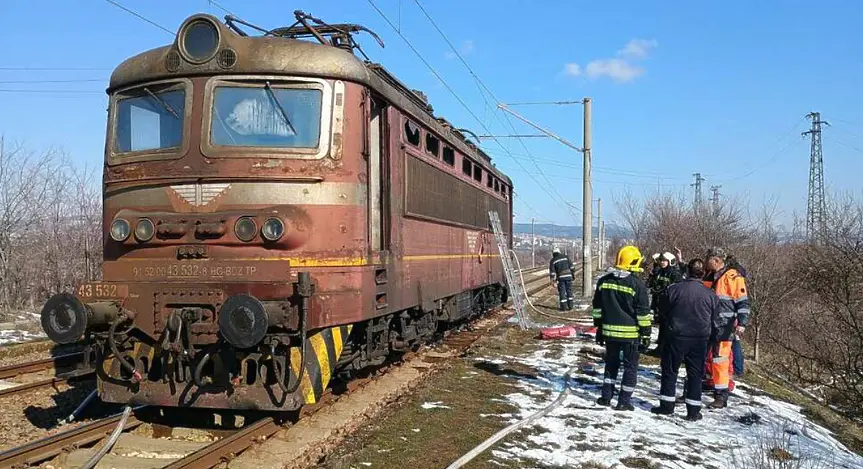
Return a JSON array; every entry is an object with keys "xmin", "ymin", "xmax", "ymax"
[
  {"xmin": 165, "ymin": 51, "xmax": 181, "ymax": 72},
  {"xmin": 217, "ymin": 48, "xmax": 238, "ymax": 69}
]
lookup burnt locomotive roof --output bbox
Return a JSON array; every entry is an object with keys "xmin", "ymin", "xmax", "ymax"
[{"xmin": 109, "ymin": 14, "xmax": 510, "ymax": 186}]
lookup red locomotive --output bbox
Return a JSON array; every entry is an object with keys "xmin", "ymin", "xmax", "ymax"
[{"xmin": 39, "ymin": 11, "xmax": 513, "ymax": 411}]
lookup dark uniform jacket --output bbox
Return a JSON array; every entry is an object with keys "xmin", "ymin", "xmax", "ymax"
[
  {"xmin": 549, "ymin": 253, "xmax": 575, "ymax": 281},
  {"xmin": 658, "ymin": 278, "xmax": 720, "ymax": 340},
  {"xmin": 591, "ymin": 269, "xmax": 651, "ymax": 341},
  {"xmin": 703, "ymin": 267, "xmax": 750, "ymax": 341},
  {"xmin": 648, "ymin": 266, "xmax": 683, "ymax": 301}
]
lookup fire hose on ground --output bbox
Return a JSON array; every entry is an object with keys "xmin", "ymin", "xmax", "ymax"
[
  {"xmin": 510, "ymin": 251, "xmax": 593, "ymax": 324},
  {"xmin": 80, "ymin": 405, "xmax": 133, "ymax": 469},
  {"xmin": 445, "ymin": 364, "xmax": 577, "ymax": 469}
]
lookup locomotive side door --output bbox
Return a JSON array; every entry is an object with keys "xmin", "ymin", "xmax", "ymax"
[{"xmin": 368, "ymin": 96, "xmax": 389, "ymax": 255}]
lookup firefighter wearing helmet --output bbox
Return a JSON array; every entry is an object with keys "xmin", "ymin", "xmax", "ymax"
[
  {"xmin": 591, "ymin": 245, "xmax": 651, "ymax": 411},
  {"xmin": 647, "ymin": 252, "xmax": 683, "ymax": 352}
]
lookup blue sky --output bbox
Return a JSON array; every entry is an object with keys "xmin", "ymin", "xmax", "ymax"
[{"xmin": 2, "ymin": 0, "xmax": 862, "ymax": 227}]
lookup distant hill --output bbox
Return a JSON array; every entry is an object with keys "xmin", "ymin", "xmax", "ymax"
[{"xmin": 513, "ymin": 223, "xmax": 630, "ymax": 239}]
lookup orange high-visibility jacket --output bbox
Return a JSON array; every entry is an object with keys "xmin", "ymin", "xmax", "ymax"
[{"xmin": 703, "ymin": 267, "xmax": 750, "ymax": 341}]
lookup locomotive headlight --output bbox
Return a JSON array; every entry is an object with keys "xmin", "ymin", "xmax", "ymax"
[
  {"xmin": 261, "ymin": 218, "xmax": 285, "ymax": 242},
  {"xmin": 179, "ymin": 17, "xmax": 220, "ymax": 64},
  {"xmin": 234, "ymin": 217, "xmax": 257, "ymax": 242},
  {"xmin": 134, "ymin": 218, "xmax": 155, "ymax": 242},
  {"xmin": 110, "ymin": 219, "xmax": 131, "ymax": 242}
]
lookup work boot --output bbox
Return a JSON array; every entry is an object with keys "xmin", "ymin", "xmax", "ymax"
[
  {"xmin": 567, "ymin": 300, "xmax": 574, "ymax": 310},
  {"xmin": 595, "ymin": 397, "xmax": 612, "ymax": 407},
  {"xmin": 650, "ymin": 401, "xmax": 674, "ymax": 415},
  {"xmin": 684, "ymin": 411, "xmax": 703, "ymax": 422},
  {"xmin": 615, "ymin": 402, "xmax": 635, "ymax": 411},
  {"xmin": 707, "ymin": 392, "xmax": 728, "ymax": 410}
]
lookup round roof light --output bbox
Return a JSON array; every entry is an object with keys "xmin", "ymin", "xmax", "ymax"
[{"xmin": 179, "ymin": 18, "xmax": 220, "ymax": 64}]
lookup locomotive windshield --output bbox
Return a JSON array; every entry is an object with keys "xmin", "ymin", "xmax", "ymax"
[
  {"xmin": 211, "ymin": 85, "xmax": 322, "ymax": 148},
  {"xmin": 114, "ymin": 86, "xmax": 185, "ymax": 153}
]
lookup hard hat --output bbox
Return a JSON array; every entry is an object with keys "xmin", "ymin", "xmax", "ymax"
[
  {"xmin": 616, "ymin": 245, "xmax": 644, "ymax": 272},
  {"xmin": 662, "ymin": 252, "xmax": 675, "ymax": 262},
  {"xmin": 552, "ymin": 247, "xmax": 561, "ymax": 254},
  {"xmin": 651, "ymin": 253, "xmax": 660, "ymax": 261}
]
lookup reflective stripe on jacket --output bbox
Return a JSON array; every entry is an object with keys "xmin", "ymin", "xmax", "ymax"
[
  {"xmin": 592, "ymin": 269, "xmax": 650, "ymax": 341},
  {"xmin": 549, "ymin": 253, "xmax": 575, "ymax": 280},
  {"xmin": 703, "ymin": 267, "xmax": 750, "ymax": 340}
]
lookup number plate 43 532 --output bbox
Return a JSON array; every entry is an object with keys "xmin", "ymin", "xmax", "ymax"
[{"xmin": 77, "ymin": 283, "xmax": 129, "ymax": 299}]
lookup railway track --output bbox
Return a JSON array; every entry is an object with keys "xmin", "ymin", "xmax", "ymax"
[
  {"xmin": 0, "ymin": 351, "xmax": 94, "ymax": 398},
  {"xmin": 0, "ymin": 268, "xmax": 556, "ymax": 469}
]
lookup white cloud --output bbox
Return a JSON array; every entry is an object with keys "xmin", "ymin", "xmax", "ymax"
[
  {"xmin": 445, "ymin": 39, "xmax": 475, "ymax": 60},
  {"xmin": 563, "ymin": 63, "xmax": 582, "ymax": 77},
  {"xmin": 564, "ymin": 38, "xmax": 657, "ymax": 84},
  {"xmin": 617, "ymin": 38, "xmax": 658, "ymax": 60},
  {"xmin": 585, "ymin": 58, "xmax": 644, "ymax": 83}
]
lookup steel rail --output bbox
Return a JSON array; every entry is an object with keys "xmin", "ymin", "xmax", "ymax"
[
  {"xmin": 0, "ymin": 351, "xmax": 84, "ymax": 380},
  {"xmin": 0, "ymin": 411, "xmax": 143, "ymax": 467},
  {"xmin": 0, "ymin": 370, "xmax": 96, "ymax": 398}
]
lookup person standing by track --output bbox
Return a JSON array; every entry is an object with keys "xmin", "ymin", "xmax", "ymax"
[
  {"xmin": 592, "ymin": 245, "xmax": 651, "ymax": 411},
  {"xmin": 702, "ymin": 247, "xmax": 751, "ymax": 409},
  {"xmin": 549, "ymin": 247, "xmax": 576, "ymax": 311},
  {"xmin": 647, "ymin": 252, "xmax": 683, "ymax": 353},
  {"xmin": 650, "ymin": 259, "xmax": 719, "ymax": 421}
]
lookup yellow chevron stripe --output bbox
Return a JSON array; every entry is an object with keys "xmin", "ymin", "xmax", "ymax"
[
  {"xmin": 309, "ymin": 333, "xmax": 331, "ymax": 392},
  {"xmin": 332, "ymin": 325, "xmax": 343, "ymax": 347},
  {"xmin": 290, "ymin": 346, "xmax": 316, "ymax": 405}
]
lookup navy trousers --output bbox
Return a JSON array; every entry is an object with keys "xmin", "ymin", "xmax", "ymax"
[
  {"xmin": 557, "ymin": 278, "xmax": 573, "ymax": 310},
  {"xmin": 732, "ymin": 337, "xmax": 744, "ymax": 376},
  {"xmin": 600, "ymin": 340, "xmax": 640, "ymax": 406},
  {"xmin": 659, "ymin": 336, "xmax": 708, "ymax": 415}
]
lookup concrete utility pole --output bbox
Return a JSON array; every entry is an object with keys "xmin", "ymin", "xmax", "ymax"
[
  {"xmin": 600, "ymin": 221, "xmax": 606, "ymax": 270},
  {"xmin": 497, "ymin": 99, "xmax": 592, "ymax": 297},
  {"xmin": 596, "ymin": 198, "xmax": 602, "ymax": 270},
  {"xmin": 803, "ymin": 112, "xmax": 829, "ymax": 238},
  {"xmin": 531, "ymin": 218, "xmax": 536, "ymax": 268},
  {"xmin": 582, "ymin": 98, "xmax": 592, "ymax": 297}
]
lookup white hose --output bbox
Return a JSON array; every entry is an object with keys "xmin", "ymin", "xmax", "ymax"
[
  {"xmin": 445, "ymin": 365, "xmax": 577, "ymax": 469},
  {"xmin": 511, "ymin": 251, "xmax": 586, "ymax": 323},
  {"xmin": 80, "ymin": 405, "xmax": 133, "ymax": 469}
]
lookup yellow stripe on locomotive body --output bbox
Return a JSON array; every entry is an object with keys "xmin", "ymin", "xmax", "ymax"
[{"xmin": 292, "ymin": 324, "xmax": 353, "ymax": 405}]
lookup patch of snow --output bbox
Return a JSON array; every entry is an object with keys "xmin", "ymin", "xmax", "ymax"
[
  {"xmin": 421, "ymin": 401, "xmax": 451, "ymax": 410},
  {"xmin": 0, "ymin": 329, "xmax": 45, "ymax": 345},
  {"xmin": 480, "ymin": 339, "xmax": 863, "ymax": 469},
  {"xmin": 411, "ymin": 428, "xmax": 421, "ymax": 433}
]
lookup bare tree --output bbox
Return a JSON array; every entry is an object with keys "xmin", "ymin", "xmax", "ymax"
[{"xmin": 0, "ymin": 138, "xmax": 101, "ymax": 314}]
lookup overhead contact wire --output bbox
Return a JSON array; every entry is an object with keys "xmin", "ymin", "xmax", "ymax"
[{"xmin": 366, "ymin": 0, "xmax": 580, "ymax": 222}]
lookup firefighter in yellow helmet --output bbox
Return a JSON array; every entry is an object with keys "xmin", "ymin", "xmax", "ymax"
[{"xmin": 591, "ymin": 245, "xmax": 651, "ymax": 410}]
